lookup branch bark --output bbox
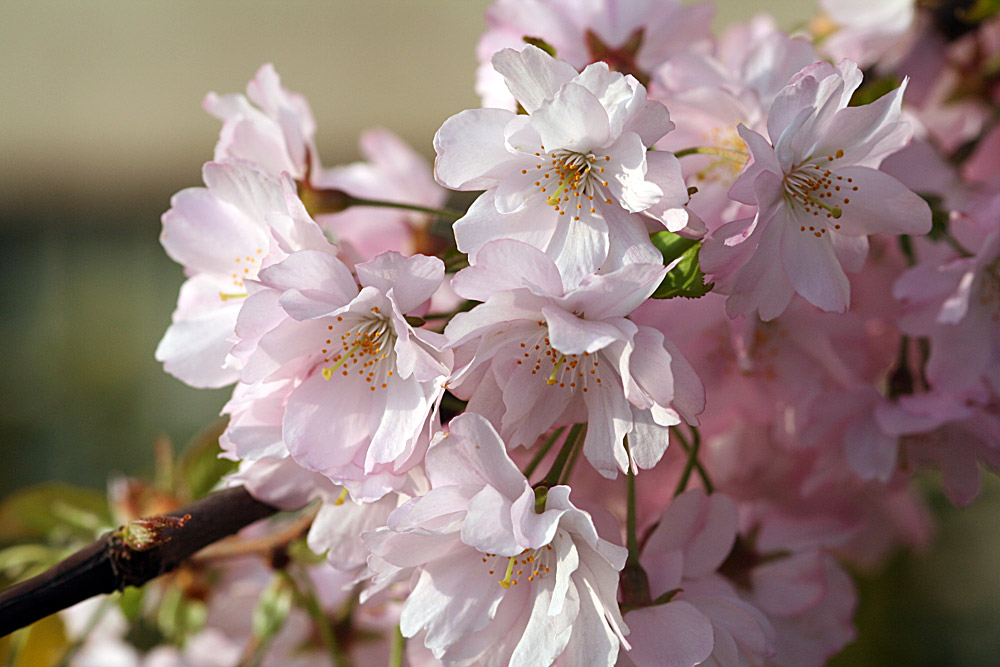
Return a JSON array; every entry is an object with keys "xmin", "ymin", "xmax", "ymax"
[{"xmin": 0, "ymin": 486, "xmax": 278, "ymax": 637}]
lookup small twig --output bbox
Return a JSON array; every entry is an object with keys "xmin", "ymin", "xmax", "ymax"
[
  {"xmin": 0, "ymin": 486, "xmax": 278, "ymax": 637},
  {"xmin": 191, "ymin": 506, "xmax": 317, "ymax": 563}
]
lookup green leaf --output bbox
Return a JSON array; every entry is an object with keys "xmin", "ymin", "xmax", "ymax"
[
  {"xmin": 848, "ymin": 75, "xmax": 902, "ymax": 107},
  {"xmin": 155, "ymin": 585, "xmax": 206, "ymax": 642},
  {"xmin": 442, "ymin": 247, "xmax": 470, "ymax": 274},
  {"xmin": 118, "ymin": 586, "xmax": 145, "ymax": 621},
  {"xmin": 649, "ymin": 231, "xmax": 714, "ymax": 299},
  {"xmin": 0, "ymin": 483, "xmax": 110, "ymax": 542},
  {"xmin": 964, "ymin": 0, "xmax": 1000, "ymax": 22},
  {"xmin": 253, "ymin": 574, "xmax": 295, "ymax": 640},
  {"xmin": 0, "ymin": 545, "xmax": 57, "ymax": 581},
  {"xmin": 522, "ymin": 36, "xmax": 557, "ymax": 58}
]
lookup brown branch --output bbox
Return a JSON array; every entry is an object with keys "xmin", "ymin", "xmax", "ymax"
[{"xmin": 0, "ymin": 486, "xmax": 278, "ymax": 637}]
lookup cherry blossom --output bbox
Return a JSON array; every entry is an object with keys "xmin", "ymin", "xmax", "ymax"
[
  {"xmin": 476, "ymin": 0, "xmax": 714, "ymax": 110},
  {"xmin": 156, "ymin": 161, "xmax": 331, "ymax": 388},
  {"xmin": 701, "ymin": 59, "xmax": 931, "ymax": 320},
  {"xmin": 435, "ymin": 44, "xmax": 693, "ymax": 287},
  {"xmin": 445, "ymin": 239, "xmax": 704, "ymax": 477},
  {"xmin": 363, "ymin": 413, "xmax": 629, "ymax": 666},
  {"xmin": 623, "ymin": 489, "xmax": 775, "ymax": 666},
  {"xmin": 203, "ymin": 63, "xmax": 319, "ymax": 181},
  {"xmin": 229, "ymin": 250, "xmax": 452, "ymax": 501}
]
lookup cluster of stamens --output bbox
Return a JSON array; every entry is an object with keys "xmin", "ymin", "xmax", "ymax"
[
  {"xmin": 784, "ymin": 149, "xmax": 860, "ymax": 238},
  {"xmin": 319, "ymin": 307, "xmax": 396, "ymax": 391},
  {"xmin": 516, "ymin": 322, "xmax": 602, "ymax": 393},
  {"xmin": 481, "ymin": 544, "xmax": 555, "ymax": 589},
  {"xmin": 219, "ymin": 248, "xmax": 263, "ymax": 301},
  {"xmin": 520, "ymin": 145, "xmax": 615, "ymax": 220}
]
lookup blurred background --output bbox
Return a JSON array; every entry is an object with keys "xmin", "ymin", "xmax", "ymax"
[{"xmin": 1, "ymin": 1, "xmax": 998, "ymax": 664}]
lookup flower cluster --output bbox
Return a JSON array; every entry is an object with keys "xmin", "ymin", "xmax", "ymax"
[{"xmin": 146, "ymin": 1, "xmax": 1000, "ymax": 665}]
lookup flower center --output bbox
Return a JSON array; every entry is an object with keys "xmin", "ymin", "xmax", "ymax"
[
  {"xmin": 219, "ymin": 247, "xmax": 264, "ymax": 300},
  {"xmin": 480, "ymin": 543, "xmax": 555, "ymax": 589},
  {"xmin": 784, "ymin": 149, "xmax": 860, "ymax": 237},
  {"xmin": 522, "ymin": 146, "xmax": 615, "ymax": 221},
  {"xmin": 319, "ymin": 307, "xmax": 397, "ymax": 391},
  {"xmin": 516, "ymin": 324, "xmax": 603, "ymax": 393}
]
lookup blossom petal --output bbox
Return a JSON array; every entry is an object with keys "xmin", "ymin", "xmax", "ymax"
[
  {"xmin": 434, "ymin": 108, "xmax": 518, "ymax": 190},
  {"xmin": 491, "ymin": 45, "xmax": 579, "ymax": 114}
]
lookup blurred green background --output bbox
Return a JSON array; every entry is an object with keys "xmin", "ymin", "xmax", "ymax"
[{"xmin": 1, "ymin": 1, "xmax": 998, "ymax": 664}]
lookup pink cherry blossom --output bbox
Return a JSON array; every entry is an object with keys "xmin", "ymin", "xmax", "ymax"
[
  {"xmin": 229, "ymin": 250, "xmax": 452, "ymax": 501},
  {"xmin": 624, "ymin": 489, "xmax": 776, "ymax": 666},
  {"xmin": 203, "ymin": 63, "xmax": 319, "ymax": 181},
  {"xmin": 476, "ymin": 0, "xmax": 714, "ymax": 110},
  {"xmin": 701, "ymin": 59, "xmax": 931, "ymax": 320},
  {"xmin": 445, "ymin": 239, "xmax": 705, "ymax": 477},
  {"xmin": 651, "ymin": 16, "xmax": 819, "ymax": 232},
  {"xmin": 156, "ymin": 161, "xmax": 331, "ymax": 388},
  {"xmin": 435, "ymin": 44, "xmax": 693, "ymax": 286},
  {"xmin": 363, "ymin": 413, "xmax": 629, "ymax": 666}
]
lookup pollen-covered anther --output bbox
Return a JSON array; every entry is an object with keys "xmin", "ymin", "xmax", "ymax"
[
  {"xmin": 319, "ymin": 315, "xmax": 396, "ymax": 387},
  {"xmin": 485, "ymin": 544, "xmax": 556, "ymax": 589}
]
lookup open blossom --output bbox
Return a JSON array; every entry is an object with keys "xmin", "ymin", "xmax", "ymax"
[
  {"xmin": 701, "ymin": 59, "xmax": 931, "ymax": 320},
  {"xmin": 228, "ymin": 250, "xmax": 452, "ymax": 501},
  {"xmin": 363, "ymin": 413, "xmax": 629, "ymax": 666},
  {"xmin": 156, "ymin": 161, "xmax": 331, "ymax": 388},
  {"xmin": 445, "ymin": 239, "xmax": 704, "ymax": 477},
  {"xmin": 652, "ymin": 16, "xmax": 820, "ymax": 230},
  {"xmin": 623, "ymin": 489, "xmax": 775, "ymax": 666},
  {"xmin": 435, "ymin": 44, "xmax": 694, "ymax": 287},
  {"xmin": 203, "ymin": 63, "xmax": 319, "ymax": 181},
  {"xmin": 476, "ymin": 0, "xmax": 714, "ymax": 109}
]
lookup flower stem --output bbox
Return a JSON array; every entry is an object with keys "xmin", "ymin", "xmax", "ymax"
[
  {"xmin": 389, "ymin": 624, "xmax": 405, "ymax": 667},
  {"xmin": 672, "ymin": 425, "xmax": 712, "ymax": 496},
  {"xmin": 524, "ymin": 426, "xmax": 567, "ymax": 480},
  {"xmin": 344, "ymin": 195, "xmax": 464, "ymax": 221},
  {"xmin": 289, "ymin": 567, "xmax": 350, "ymax": 667},
  {"xmin": 621, "ymin": 436, "xmax": 651, "ymax": 606},
  {"xmin": 674, "ymin": 146, "xmax": 748, "ymax": 160},
  {"xmin": 535, "ymin": 424, "xmax": 587, "ymax": 489}
]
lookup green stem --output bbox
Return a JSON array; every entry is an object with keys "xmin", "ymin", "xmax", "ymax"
[
  {"xmin": 344, "ymin": 196, "xmax": 464, "ymax": 221},
  {"xmin": 289, "ymin": 568, "xmax": 350, "ymax": 667},
  {"xmin": 524, "ymin": 426, "xmax": 566, "ymax": 479},
  {"xmin": 389, "ymin": 624, "xmax": 405, "ymax": 667},
  {"xmin": 626, "ymin": 450, "xmax": 639, "ymax": 562},
  {"xmin": 690, "ymin": 426, "xmax": 713, "ymax": 493},
  {"xmin": 674, "ymin": 146, "xmax": 748, "ymax": 160},
  {"xmin": 673, "ymin": 425, "xmax": 712, "ymax": 495},
  {"xmin": 620, "ymin": 436, "xmax": 651, "ymax": 607},
  {"xmin": 536, "ymin": 424, "xmax": 586, "ymax": 490}
]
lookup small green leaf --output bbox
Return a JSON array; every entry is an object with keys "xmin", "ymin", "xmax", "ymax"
[
  {"xmin": 442, "ymin": 247, "xmax": 470, "ymax": 274},
  {"xmin": 0, "ymin": 483, "xmax": 110, "ymax": 541},
  {"xmin": 253, "ymin": 574, "xmax": 295, "ymax": 640},
  {"xmin": 156, "ymin": 585, "xmax": 206, "ymax": 642},
  {"xmin": 963, "ymin": 0, "xmax": 1000, "ymax": 22},
  {"xmin": 649, "ymin": 232, "xmax": 714, "ymax": 299},
  {"xmin": 118, "ymin": 586, "xmax": 145, "ymax": 621},
  {"xmin": 848, "ymin": 75, "xmax": 902, "ymax": 107},
  {"xmin": 0, "ymin": 545, "xmax": 57, "ymax": 581},
  {"xmin": 522, "ymin": 36, "xmax": 557, "ymax": 58}
]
